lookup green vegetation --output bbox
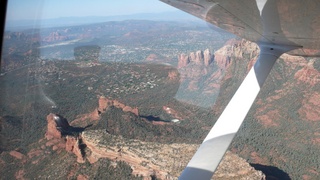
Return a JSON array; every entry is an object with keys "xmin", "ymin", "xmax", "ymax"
[{"xmin": 93, "ymin": 159, "xmax": 143, "ymax": 180}]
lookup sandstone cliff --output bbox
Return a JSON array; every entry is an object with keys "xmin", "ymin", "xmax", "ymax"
[
  {"xmin": 45, "ymin": 113, "xmax": 85, "ymax": 163},
  {"xmin": 178, "ymin": 48, "xmax": 214, "ymax": 68},
  {"xmin": 45, "ymin": 113, "xmax": 71, "ymax": 140},
  {"xmin": 176, "ymin": 48, "xmax": 233, "ymax": 107}
]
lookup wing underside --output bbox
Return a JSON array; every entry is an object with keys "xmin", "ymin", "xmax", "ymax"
[{"xmin": 161, "ymin": 0, "xmax": 320, "ymax": 56}]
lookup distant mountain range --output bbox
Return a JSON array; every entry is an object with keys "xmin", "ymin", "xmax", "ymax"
[{"xmin": 5, "ymin": 11, "xmax": 201, "ymax": 30}]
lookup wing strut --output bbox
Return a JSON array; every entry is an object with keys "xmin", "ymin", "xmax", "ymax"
[{"xmin": 179, "ymin": 43, "xmax": 297, "ymax": 180}]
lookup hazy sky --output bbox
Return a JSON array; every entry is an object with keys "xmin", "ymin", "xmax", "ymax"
[{"xmin": 7, "ymin": 0, "xmax": 178, "ymax": 20}]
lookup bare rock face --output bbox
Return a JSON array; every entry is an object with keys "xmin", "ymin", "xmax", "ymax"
[
  {"xmin": 298, "ymin": 91, "xmax": 320, "ymax": 122},
  {"xmin": 204, "ymin": 48, "xmax": 214, "ymax": 66},
  {"xmin": 189, "ymin": 52, "xmax": 196, "ymax": 64},
  {"xmin": 98, "ymin": 96, "xmax": 113, "ymax": 112},
  {"xmin": 195, "ymin": 50, "xmax": 204, "ymax": 65},
  {"xmin": 71, "ymin": 96, "xmax": 140, "ymax": 129},
  {"xmin": 178, "ymin": 53, "xmax": 190, "ymax": 68},
  {"xmin": 45, "ymin": 113, "xmax": 70, "ymax": 140},
  {"xmin": 167, "ymin": 70, "xmax": 179, "ymax": 81},
  {"xmin": 98, "ymin": 96, "xmax": 139, "ymax": 116},
  {"xmin": 9, "ymin": 151, "xmax": 25, "ymax": 160},
  {"xmin": 45, "ymin": 113, "xmax": 85, "ymax": 163},
  {"xmin": 214, "ymin": 45, "xmax": 233, "ymax": 70},
  {"xmin": 77, "ymin": 174, "xmax": 89, "ymax": 180},
  {"xmin": 294, "ymin": 59, "xmax": 320, "ymax": 86},
  {"xmin": 176, "ymin": 49, "xmax": 220, "ymax": 106},
  {"xmin": 178, "ymin": 49, "xmax": 215, "ymax": 68},
  {"xmin": 178, "ymin": 49, "xmax": 214, "ymax": 68},
  {"xmin": 66, "ymin": 136, "xmax": 85, "ymax": 163}
]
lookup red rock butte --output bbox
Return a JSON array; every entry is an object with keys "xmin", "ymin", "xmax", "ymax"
[{"xmin": 98, "ymin": 96, "xmax": 139, "ymax": 116}]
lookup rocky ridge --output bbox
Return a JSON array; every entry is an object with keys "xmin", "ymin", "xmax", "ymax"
[
  {"xmin": 44, "ymin": 114, "xmax": 265, "ymax": 179},
  {"xmin": 70, "ymin": 96, "xmax": 139, "ymax": 127},
  {"xmin": 42, "ymin": 94, "xmax": 266, "ymax": 179},
  {"xmin": 98, "ymin": 96, "xmax": 139, "ymax": 116}
]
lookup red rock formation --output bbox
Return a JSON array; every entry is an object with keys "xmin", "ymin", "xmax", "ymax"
[
  {"xmin": 189, "ymin": 52, "xmax": 196, "ymax": 64},
  {"xmin": 44, "ymin": 113, "xmax": 85, "ymax": 163},
  {"xmin": 9, "ymin": 151, "xmax": 25, "ymax": 160},
  {"xmin": 45, "ymin": 113, "xmax": 70, "ymax": 140},
  {"xmin": 178, "ymin": 53, "xmax": 190, "ymax": 68},
  {"xmin": 98, "ymin": 96, "xmax": 113, "ymax": 112},
  {"xmin": 113, "ymin": 100, "xmax": 124, "ymax": 109},
  {"xmin": 77, "ymin": 174, "xmax": 89, "ymax": 180},
  {"xmin": 98, "ymin": 96, "xmax": 139, "ymax": 116},
  {"xmin": 167, "ymin": 70, "xmax": 179, "ymax": 81},
  {"xmin": 15, "ymin": 169, "xmax": 26, "ymax": 180},
  {"xmin": 298, "ymin": 92, "xmax": 320, "ymax": 121},
  {"xmin": 178, "ymin": 49, "xmax": 214, "ymax": 70},
  {"xmin": 195, "ymin": 50, "xmax": 204, "ymax": 65},
  {"xmin": 214, "ymin": 45, "xmax": 233, "ymax": 69},
  {"xmin": 294, "ymin": 60, "xmax": 320, "ymax": 86},
  {"xmin": 72, "ymin": 96, "xmax": 140, "ymax": 128},
  {"xmin": 176, "ymin": 49, "xmax": 222, "ymax": 98},
  {"xmin": 256, "ymin": 109, "xmax": 280, "ymax": 127},
  {"xmin": 71, "ymin": 108, "xmax": 101, "ymax": 127},
  {"xmin": 66, "ymin": 136, "xmax": 77, "ymax": 152},
  {"xmin": 204, "ymin": 49, "xmax": 213, "ymax": 66},
  {"xmin": 67, "ymin": 136, "xmax": 85, "ymax": 163},
  {"xmin": 123, "ymin": 106, "xmax": 139, "ymax": 116}
]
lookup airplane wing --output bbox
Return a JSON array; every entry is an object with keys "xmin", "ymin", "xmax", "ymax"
[
  {"xmin": 159, "ymin": 0, "xmax": 320, "ymax": 179},
  {"xmin": 161, "ymin": 0, "xmax": 320, "ymax": 56}
]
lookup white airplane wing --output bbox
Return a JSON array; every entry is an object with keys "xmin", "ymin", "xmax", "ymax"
[{"xmin": 160, "ymin": 0, "xmax": 320, "ymax": 179}]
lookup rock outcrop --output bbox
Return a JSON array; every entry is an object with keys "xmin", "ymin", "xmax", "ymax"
[
  {"xmin": 167, "ymin": 70, "xmax": 179, "ymax": 81},
  {"xmin": 177, "ymin": 53, "xmax": 190, "ymax": 68},
  {"xmin": 45, "ymin": 113, "xmax": 85, "ymax": 163},
  {"xmin": 98, "ymin": 96, "xmax": 139, "ymax": 116},
  {"xmin": 45, "ymin": 113, "xmax": 70, "ymax": 140},
  {"xmin": 43, "ymin": 112, "xmax": 265, "ymax": 179},
  {"xmin": 42, "ymin": 31, "xmax": 69, "ymax": 42},
  {"xmin": 71, "ymin": 96, "xmax": 139, "ymax": 128},
  {"xmin": 294, "ymin": 59, "xmax": 320, "ymax": 86},
  {"xmin": 66, "ymin": 136, "xmax": 85, "ymax": 163},
  {"xmin": 204, "ymin": 48, "xmax": 214, "ymax": 66},
  {"xmin": 178, "ymin": 49, "xmax": 214, "ymax": 68},
  {"xmin": 175, "ymin": 48, "xmax": 229, "ymax": 107}
]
